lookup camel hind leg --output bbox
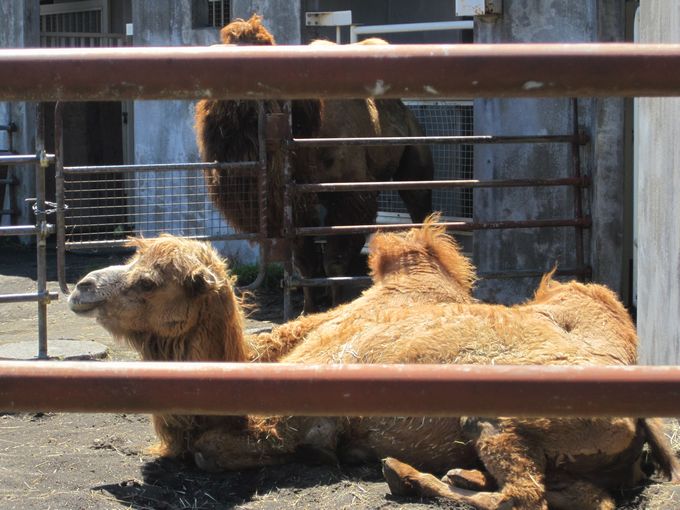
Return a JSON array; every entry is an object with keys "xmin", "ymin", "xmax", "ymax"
[
  {"xmin": 395, "ymin": 144, "xmax": 434, "ymax": 223},
  {"xmin": 545, "ymin": 476, "xmax": 616, "ymax": 510},
  {"xmin": 382, "ymin": 457, "xmax": 512, "ymax": 510}
]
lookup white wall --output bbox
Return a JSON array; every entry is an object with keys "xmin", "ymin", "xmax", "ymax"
[
  {"xmin": 131, "ymin": 0, "xmax": 260, "ymax": 263},
  {"xmin": 637, "ymin": 3, "xmax": 680, "ymax": 364}
]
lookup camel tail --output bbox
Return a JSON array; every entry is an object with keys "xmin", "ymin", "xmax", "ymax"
[{"xmin": 641, "ymin": 418, "xmax": 680, "ymax": 482}]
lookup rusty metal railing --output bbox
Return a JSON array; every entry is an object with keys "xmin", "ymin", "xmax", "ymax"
[
  {"xmin": 279, "ymin": 97, "xmax": 590, "ymax": 318},
  {"xmin": 3, "ymin": 361, "xmax": 680, "ymax": 418},
  {"xmin": 0, "ymin": 43, "xmax": 676, "ymax": 417},
  {"xmin": 53, "ymin": 101, "xmax": 270, "ymax": 295},
  {"xmin": 2, "ymin": 44, "xmax": 680, "ymax": 101},
  {"xmin": 0, "ymin": 109, "xmax": 58, "ymax": 358}
]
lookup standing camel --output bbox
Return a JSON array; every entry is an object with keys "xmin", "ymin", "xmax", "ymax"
[{"xmin": 194, "ymin": 15, "xmax": 434, "ymax": 312}]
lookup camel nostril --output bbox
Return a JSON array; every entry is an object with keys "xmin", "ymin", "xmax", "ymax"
[{"xmin": 75, "ymin": 277, "xmax": 97, "ymax": 293}]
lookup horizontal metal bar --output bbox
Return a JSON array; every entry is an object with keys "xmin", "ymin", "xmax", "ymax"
[
  {"xmin": 63, "ymin": 160, "xmax": 259, "ymax": 174},
  {"xmin": 289, "ymin": 268, "xmax": 593, "ymax": 288},
  {"xmin": 292, "ymin": 134, "xmax": 583, "ymax": 147},
  {"xmin": 2, "ymin": 44, "xmax": 680, "ymax": 101},
  {"xmin": 4, "ymin": 362, "xmax": 680, "ymax": 417},
  {"xmin": 478, "ymin": 267, "xmax": 592, "ymax": 280},
  {"xmin": 290, "ymin": 275, "xmax": 372, "ymax": 288},
  {"xmin": 0, "ymin": 124, "xmax": 17, "ymax": 132},
  {"xmin": 0, "ymin": 291, "xmax": 59, "ymax": 304},
  {"xmin": 294, "ymin": 218, "xmax": 591, "ymax": 237},
  {"xmin": 64, "ymin": 233, "xmax": 260, "ymax": 250},
  {"xmin": 293, "ymin": 177, "xmax": 590, "ymax": 194},
  {"xmin": 0, "ymin": 225, "xmax": 38, "ymax": 236},
  {"xmin": 0, "ymin": 154, "xmax": 55, "ymax": 165},
  {"xmin": 352, "ymin": 21, "xmax": 474, "ymax": 36},
  {"xmin": 0, "ymin": 178, "xmax": 16, "ymax": 184}
]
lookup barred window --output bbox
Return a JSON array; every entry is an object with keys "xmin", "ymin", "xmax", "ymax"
[
  {"xmin": 208, "ymin": 0, "xmax": 229, "ymax": 28},
  {"xmin": 193, "ymin": 0, "xmax": 230, "ymax": 29}
]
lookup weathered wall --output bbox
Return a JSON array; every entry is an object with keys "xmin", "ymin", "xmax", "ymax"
[
  {"xmin": 637, "ymin": 2, "xmax": 680, "ymax": 364},
  {"xmin": 130, "ymin": 0, "xmax": 259, "ymax": 262},
  {"xmin": 0, "ymin": 0, "xmax": 40, "ymax": 231},
  {"xmin": 473, "ymin": 0, "xmax": 627, "ymax": 304},
  {"xmin": 232, "ymin": 0, "xmax": 302, "ymax": 43}
]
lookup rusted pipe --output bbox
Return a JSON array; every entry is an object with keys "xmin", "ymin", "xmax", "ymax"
[
  {"xmin": 292, "ymin": 134, "xmax": 584, "ymax": 147},
  {"xmin": 238, "ymin": 101, "xmax": 269, "ymax": 292},
  {"xmin": 3, "ymin": 361, "xmax": 680, "ymax": 417},
  {"xmin": 295, "ymin": 218, "xmax": 591, "ymax": 237},
  {"xmin": 289, "ymin": 275, "xmax": 372, "ymax": 288},
  {"xmin": 293, "ymin": 177, "xmax": 590, "ymax": 194},
  {"xmin": 64, "ymin": 232, "xmax": 261, "ymax": 250},
  {"xmin": 0, "ymin": 154, "xmax": 55, "ymax": 165},
  {"xmin": 63, "ymin": 160, "xmax": 259, "ymax": 175},
  {"xmin": 571, "ymin": 99, "xmax": 587, "ymax": 281},
  {"xmin": 0, "ymin": 291, "xmax": 59, "ymax": 304},
  {"xmin": 2, "ymin": 44, "xmax": 680, "ymax": 101},
  {"xmin": 54, "ymin": 102, "xmax": 70, "ymax": 295}
]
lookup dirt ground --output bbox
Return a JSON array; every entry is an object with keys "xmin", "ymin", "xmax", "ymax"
[{"xmin": 1, "ymin": 241, "xmax": 679, "ymax": 509}]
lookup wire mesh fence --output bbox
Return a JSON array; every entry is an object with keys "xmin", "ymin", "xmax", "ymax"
[
  {"xmin": 63, "ymin": 167, "xmax": 250, "ymax": 248},
  {"xmin": 378, "ymin": 100, "xmax": 474, "ymax": 219}
]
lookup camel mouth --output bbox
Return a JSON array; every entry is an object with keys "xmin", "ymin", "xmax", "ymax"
[{"xmin": 67, "ymin": 298, "xmax": 102, "ymax": 315}]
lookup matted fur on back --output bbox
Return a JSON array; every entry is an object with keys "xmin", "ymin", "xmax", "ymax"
[{"xmin": 368, "ymin": 215, "xmax": 476, "ymax": 295}]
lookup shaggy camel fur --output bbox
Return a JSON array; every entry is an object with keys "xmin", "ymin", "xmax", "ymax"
[
  {"xmin": 68, "ymin": 225, "xmax": 678, "ymax": 510},
  {"xmin": 194, "ymin": 15, "xmax": 434, "ymax": 312}
]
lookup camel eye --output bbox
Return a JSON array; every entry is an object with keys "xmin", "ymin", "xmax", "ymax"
[{"xmin": 137, "ymin": 277, "xmax": 157, "ymax": 292}]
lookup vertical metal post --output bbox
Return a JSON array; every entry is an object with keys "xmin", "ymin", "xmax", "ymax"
[
  {"xmin": 35, "ymin": 105, "xmax": 49, "ymax": 359},
  {"xmin": 281, "ymin": 101, "xmax": 294, "ymax": 320},
  {"xmin": 240, "ymin": 101, "xmax": 268, "ymax": 291},
  {"xmin": 54, "ymin": 102, "xmax": 70, "ymax": 294},
  {"xmin": 571, "ymin": 98, "xmax": 586, "ymax": 281}
]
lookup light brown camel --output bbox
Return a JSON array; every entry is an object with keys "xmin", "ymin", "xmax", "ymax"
[
  {"xmin": 68, "ymin": 224, "xmax": 679, "ymax": 510},
  {"xmin": 194, "ymin": 14, "xmax": 434, "ymax": 312}
]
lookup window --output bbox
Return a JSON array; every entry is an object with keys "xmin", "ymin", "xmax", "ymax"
[{"xmin": 208, "ymin": 0, "xmax": 230, "ymax": 28}]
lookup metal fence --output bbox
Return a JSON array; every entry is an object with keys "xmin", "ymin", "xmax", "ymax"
[
  {"xmin": 0, "ymin": 43, "xmax": 679, "ymax": 410},
  {"xmin": 0, "ymin": 109, "xmax": 59, "ymax": 359},
  {"xmin": 51, "ymin": 95, "xmax": 587, "ymax": 320}
]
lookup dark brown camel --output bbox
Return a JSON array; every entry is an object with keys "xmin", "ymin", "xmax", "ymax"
[{"xmin": 194, "ymin": 14, "xmax": 434, "ymax": 312}]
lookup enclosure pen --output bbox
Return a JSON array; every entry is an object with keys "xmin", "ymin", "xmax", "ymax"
[
  {"xmin": 0, "ymin": 108, "xmax": 58, "ymax": 359},
  {"xmin": 0, "ymin": 41, "xmax": 679, "ymax": 405}
]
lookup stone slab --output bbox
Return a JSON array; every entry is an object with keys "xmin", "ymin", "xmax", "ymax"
[{"xmin": 0, "ymin": 339, "xmax": 109, "ymax": 361}]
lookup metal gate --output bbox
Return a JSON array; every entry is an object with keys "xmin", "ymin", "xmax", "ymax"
[
  {"xmin": 52, "ymin": 97, "xmax": 588, "ymax": 320},
  {"xmin": 1, "ymin": 42, "xmax": 679, "ymax": 415}
]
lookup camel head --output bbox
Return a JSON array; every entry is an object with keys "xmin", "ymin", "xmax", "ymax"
[
  {"xmin": 368, "ymin": 215, "xmax": 476, "ymax": 299},
  {"xmin": 219, "ymin": 14, "xmax": 275, "ymax": 45},
  {"xmin": 68, "ymin": 235, "xmax": 247, "ymax": 362}
]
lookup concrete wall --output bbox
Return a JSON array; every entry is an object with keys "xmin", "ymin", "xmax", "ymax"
[
  {"xmin": 232, "ymin": 0, "xmax": 302, "ymax": 43},
  {"xmin": 130, "ymin": 0, "xmax": 258, "ymax": 262},
  {"xmin": 0, "ymin": 0, "xmax": 40, "ymax": 230},
  {"xmin": 637, "ymin": 2, "xmax": 680, "ymax": 364},
  {"xmin": 473, "ymin": 0, "xmax": 627, "ymax": 304}
]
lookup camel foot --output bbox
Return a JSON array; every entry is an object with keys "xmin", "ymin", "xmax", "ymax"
[
  {"xmin": 382, "ymin": 457, "xmax": 512, "ymax": 510},
  {"xmin": 443, "ymin": 468, "xmax": 496, "ymax": 491},
  {"xmin": 194, "ymin": 451, "xmax": 221, "ymax": 473}
]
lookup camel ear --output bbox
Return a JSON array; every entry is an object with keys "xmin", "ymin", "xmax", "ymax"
[{"xmin": 185, "ymin": 268, "xmax": 219, "ymax": 296}]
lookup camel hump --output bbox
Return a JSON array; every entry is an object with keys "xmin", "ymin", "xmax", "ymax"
[{"xmin": 641, "ymin": 418, "xmax": 680, "ymax": 482}]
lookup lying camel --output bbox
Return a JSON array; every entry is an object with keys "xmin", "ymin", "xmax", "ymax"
[
  {"xmin": 68, "ymin": 223, "xmax": 678, "ymax": 510},
  {"xmin": 195, "ymin": 14, "xmax": 434, "ymax": 311}
]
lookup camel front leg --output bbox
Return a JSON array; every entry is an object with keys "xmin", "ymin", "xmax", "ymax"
[
  {"xmin": 464, "ymin": 418, "xmax": 549, "ymax": 510},
  {"xmin": 191, "ymin": 425, "xmax": 296, "ymax": 472},
  {"xmin": 382, "ymin": 458, "xmax": 512, "ymax": 510}
]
